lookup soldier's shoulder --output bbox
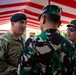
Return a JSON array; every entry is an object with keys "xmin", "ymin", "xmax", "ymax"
[
  {"xmin": 0, "ymin": 32, "xmax": 8, "ymax": 38},
  {"xmin": 60, "ymin": 35, "xmax": 75, "ymax": 48},
  {"xmin": 25, "ymin": 35, "xmax": 41, "ymax": 44},
  {"xmin": 0, "ymin": 32, "xmax": 10, "ymax": 42},
  {"xmin": 62, "ymin": 36, "xmax": 71, "ymax": 43}
]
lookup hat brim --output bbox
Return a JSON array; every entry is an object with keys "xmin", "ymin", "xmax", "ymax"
[{"xmin": 67, "ymin": 24, "xmax": 76, "ymax": 27}]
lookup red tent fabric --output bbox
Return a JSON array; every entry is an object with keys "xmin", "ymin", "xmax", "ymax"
[{"xmin": 0, "ymin": 0, "xmax": 76, "ymax": 30}]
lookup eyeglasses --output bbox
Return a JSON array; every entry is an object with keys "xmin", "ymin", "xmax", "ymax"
[{"xmin": 67, "ymin": 27, "xmax": 76, "ymax": 32}]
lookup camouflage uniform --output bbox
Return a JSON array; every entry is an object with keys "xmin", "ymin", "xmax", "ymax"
[
  {"xmin": 0, "ymin": 31, "xmax": 25, "ymax": 75},
  {"xmin": 17, "ymin": 29, "xmax": 76, "ymax": 75}
]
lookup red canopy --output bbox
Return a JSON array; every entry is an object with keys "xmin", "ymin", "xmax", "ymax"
[{"xmin": 0, "ymin": 0, "xmax": 76, "ymax": 30}]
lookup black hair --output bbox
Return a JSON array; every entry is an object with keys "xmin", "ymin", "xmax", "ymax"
[{"xmin": 44, "ymin": 14, "xmax": 61, "ymax": 24}]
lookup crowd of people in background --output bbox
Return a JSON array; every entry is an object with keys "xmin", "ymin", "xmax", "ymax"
[{"xmin": 0, "ymin": 4, "xmax": 76, "ymax": 75}]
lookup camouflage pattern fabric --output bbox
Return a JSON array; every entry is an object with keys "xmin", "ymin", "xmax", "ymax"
[
  {"xmin": 17, "ymin": 29, "xmax": 76, "ymax": 75},
  {"xmin": 0, "ymin": 31, "xmax": 25, "ymax": 75}
]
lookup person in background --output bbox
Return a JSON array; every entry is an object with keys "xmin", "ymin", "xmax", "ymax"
[
  {"xmin": 67, "ymin": 20, "xmax": 76, "ymax": 46},
  {"xmin": 0, "ymin": 13, "xmax": 27, "ymax": 75},
  {"xmin": 17, "ymin": 5, "xmax": 76, "ymax": 75}
]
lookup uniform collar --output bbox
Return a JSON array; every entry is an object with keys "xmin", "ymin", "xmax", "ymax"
[{"xmin": 45, "ymin": 29, "xmax": 60, "ymax": 34}]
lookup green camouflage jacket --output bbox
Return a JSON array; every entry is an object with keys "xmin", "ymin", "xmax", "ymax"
[
  {"xmin": 17, "ymin": 29, "xmax": 76, "ymax": 75},
  {"xmin": 0, "ymin": 31, "xmax": 25, "ymax": 75}
]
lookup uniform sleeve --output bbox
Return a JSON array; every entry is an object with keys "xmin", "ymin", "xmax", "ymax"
[
  {"xmin": 17, "ymin": 38, "xmax": 36, "ymax": 75},
  {"xmin": 0, "ymin": 39, "xmax": 17, "ymax": 75}
]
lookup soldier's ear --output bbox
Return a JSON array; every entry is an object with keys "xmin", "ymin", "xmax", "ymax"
[
  {"xmin": 11, "ymin": 22, "xmax": 15, "ymax": 26},
  {"xmin": 42, "ymin": 15, "xmax": 46, "ymax": 24}
]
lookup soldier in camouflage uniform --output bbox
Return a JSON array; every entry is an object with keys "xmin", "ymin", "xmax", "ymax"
[
  {"xmin": 17, "ymin": 5, "xmax": 76, "ymax": 75},
  {"xmin": 0, "ymin": 13, "xmax": 27, "ymax": 75},
  {"xmin": 67, "ymin": 20, "xmax": 76, "ymax": 46}
]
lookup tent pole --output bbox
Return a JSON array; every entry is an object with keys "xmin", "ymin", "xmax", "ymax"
[{"xmin": 48, "ymin": 0, "xmax": 50, "ymax": 4}]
